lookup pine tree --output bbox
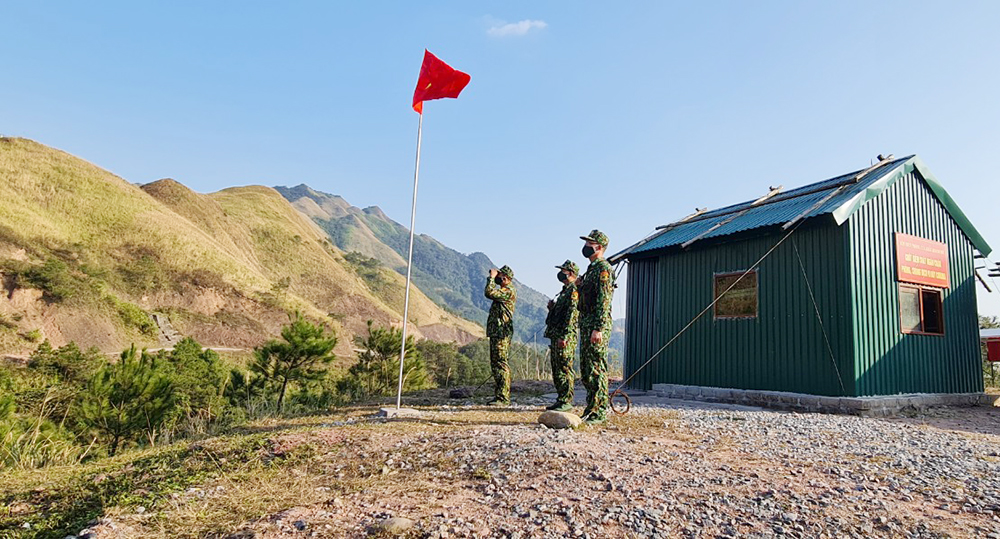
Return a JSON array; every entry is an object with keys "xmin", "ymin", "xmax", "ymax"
[
  {"xmin": 344, "ymin": 320, "xmax": 431, "ymax": 398},
  {"xmin": 251, "ymin": 312, "xmax": 338, "ymax": 411},
  {"xmin": 154, "ymin": 337, "xmax": 226, "ymax": 423},
  {"xmin": 79, "ymin": 345, "xmax": 175, "ymax": 455}
]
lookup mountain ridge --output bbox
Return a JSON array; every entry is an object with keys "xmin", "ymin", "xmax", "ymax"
[{"xmin": 276, "ymin": 184, "xmax": 551, "ymax": 343}]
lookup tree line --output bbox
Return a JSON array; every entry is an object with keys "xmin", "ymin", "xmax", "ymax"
[{"xmin": 0, "ymin": 313, "xmax": 551, "ymax": 469}]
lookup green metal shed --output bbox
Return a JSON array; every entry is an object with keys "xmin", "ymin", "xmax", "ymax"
[{"xmin": 611, "ymin": 155, "xmax": 991, "ymax": 397}]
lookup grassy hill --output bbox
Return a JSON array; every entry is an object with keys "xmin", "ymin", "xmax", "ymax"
[
  {"xmin": 276, "ymin": 184, "xmax": 551, "ymax": 343},
  {"xmin": 0, "ymin": 138, "xmax": 482, "ymax": 357}
]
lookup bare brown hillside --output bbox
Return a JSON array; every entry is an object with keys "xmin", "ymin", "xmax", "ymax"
[{"xmin": 0, "ymin": 137, "xmax": 482, "ymax": 358}]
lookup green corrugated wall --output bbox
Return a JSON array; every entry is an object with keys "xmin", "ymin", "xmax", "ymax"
[
  {"xmin": 625, "ymin": 222, "xmax": 854, "ymax": 396},
  {"xmin": 847, "ymin": 170, "xmax": 982, "ymax": 395}
]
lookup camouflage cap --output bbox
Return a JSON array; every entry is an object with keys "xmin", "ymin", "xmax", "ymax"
[
  {"xmin": 580, "ymin": 229, "xmax": 609, "ymax": 248},
  {"xmin": 555, "ymin": 260, "xmax": 579, "ymax": 275},
  {"xmin": 499, "ymin": 265, "xmax": 515, "ymax": 280}
]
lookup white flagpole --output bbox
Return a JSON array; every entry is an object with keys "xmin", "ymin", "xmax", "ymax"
[{"xmin": 396, "ymin": 112, "xmax": 423, "ymax": 409}]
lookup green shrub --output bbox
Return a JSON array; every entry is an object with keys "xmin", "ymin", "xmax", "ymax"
[
  {"xmin": 460, "ymin": 338, "xmax": 550, "ymax": 381},
  {"xmin": 0, "ymin": 366, "xmax": 86, "ymax": 469},
  {"xmin": 78, "ymin": 345, "xmax": 175, "ymax": 455},
  {"xmin": 343, "ymin": 251, "xmax": 389, "ymax": 291},
  {"xmin": 338, "ymin": 320, "xmax": 431, "ymax": 400},
  {"xmin": 28, "ymin": 340, "xmax": 104, "ymax": 385},
  {"xmin": 1, "ymin": 256, "xmax": 103, "ymax": 304},
  {"xmin": 249, "ymin": 312, "xmax": 337, "ymax": 411},
  {"xmin": 21, "ymin": 341, "xmax": 105, "ymax": 432},
  {"xmin": 111, "ymin": 299, "xmax": 156, "ymax": 336},
  {"xmin": 149, "ymin": 337, "xmax": 231, "ymax": 437},
  {"xmin": 25, "ymin": 258, "xmax": 89, "ymax": 302}
]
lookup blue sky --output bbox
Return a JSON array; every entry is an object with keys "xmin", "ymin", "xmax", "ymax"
[{"xmin": 3, "ymin": 1, "xmax": 999, "ymax": 318}]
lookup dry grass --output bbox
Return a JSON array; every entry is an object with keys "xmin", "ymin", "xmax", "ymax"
[
  {"xmin": 0, "ymin": 138, "xmax": 265, "ymax": 291},
  {"xmin": 106, "ymin": 457, "xmax": 332, "ymax": 539},
  {"xmin": 0, "ymin": 137, "xmax": 482, "ymax": 357}
]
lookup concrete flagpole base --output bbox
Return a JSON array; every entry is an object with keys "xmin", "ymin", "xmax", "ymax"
[{"xmin": 377, "ymin": 407, "xmax": 422, "ymax": 418}]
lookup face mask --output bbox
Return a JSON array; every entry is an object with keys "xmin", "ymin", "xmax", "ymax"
[
  {"xmin": 582, "ymin": 245, "xmax": 596, "ymax": 258},
  {"xmin": 494, "ymin": 276, "xmax": 504, "ymax": 285},
  {"xmin": 557, "ymin": 272, "xmax": 568, "ymax": 283}
]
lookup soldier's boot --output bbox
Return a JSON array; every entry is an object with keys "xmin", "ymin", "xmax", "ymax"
[
  {"xmin": 584, "ymin": 411, "xmax": 607, "ymax": 425},
  {"xmin": 551, "ymin": 402, "xmax": 573, "ymax": 412}
]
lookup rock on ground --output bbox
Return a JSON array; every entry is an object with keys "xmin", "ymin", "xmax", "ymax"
[{"xmin": 538, "ymin": 410, "xmax": 583, "ymax": 429}]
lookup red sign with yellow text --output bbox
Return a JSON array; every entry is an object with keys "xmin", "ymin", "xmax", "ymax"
[{"xmin": 895, "ymin": 233, "xmax": 949, "ymax": 289}]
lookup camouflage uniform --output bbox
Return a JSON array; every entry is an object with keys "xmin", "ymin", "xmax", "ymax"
[
  {"xmin": 485, "ymin": 265, "xmax": 517, "ymax": 403},
  {"xmin": 578, "ymin": 230, "xmax": 614, "ymax": 422},
  {"xmin": 544, "ymin": 260, "xmax": 579, "ymax": 409}
]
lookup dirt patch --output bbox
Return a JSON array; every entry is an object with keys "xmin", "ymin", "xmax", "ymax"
[
  {"xmin": 45, "ymin": 306, "xmax": 123, "ymax": 352},
  {"xmin": 884, "ymin": 404, "xmax": 1000, "ymax": 437},
  {"xmin": 416, "ymin": 324, "xmax": 479, "ymax": 346},
  {"xmin": 0, "ymin": 285, "xmax": 126, "ymax": 354}
]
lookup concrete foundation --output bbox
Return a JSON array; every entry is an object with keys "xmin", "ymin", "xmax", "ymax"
[{"xmin": 650, "ymin": 383, "xmax": 999, "ymax": 416}]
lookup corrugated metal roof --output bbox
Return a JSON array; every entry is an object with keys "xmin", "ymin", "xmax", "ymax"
[{"xmin": 612, "ymin": 155, "xmax": 991, "ymax": 260}]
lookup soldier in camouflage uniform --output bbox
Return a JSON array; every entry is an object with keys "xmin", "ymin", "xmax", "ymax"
[
  {"xmin": 544, "ymin": 260, "xmax": 579, "ymax": 412},
  {"xmin": 577, "ymin": 230, "xmax": 614, "ymax": 425},
  {"xmin": 485, "ymin": 265, "xmax": 517, "ymax": 405}
]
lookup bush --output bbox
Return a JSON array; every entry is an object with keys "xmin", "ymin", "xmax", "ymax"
[
  {"xmin": 249, "ymin": 312, "xmax": 338, "ymax": 411},
  {"xmin": 78, "ymin": 345, "xmax": 175, "ymax": 455},
  {"xmin": 28, "ymin": 340, "xmax": 104, "ymax": 385},
  {"xmin": 112, "ymin": 299, "xmax": 157, "ymax": 336},
  {"xmin": 224, "ymin": 368, "xmax": 267, "ymax": 416},
  {"xmin": 339, "ymin": 320, "xmax": 432, "ymax": 400},
  {"xmin": 148, "ymin": 337, "xmax": 230, "ymax": 437},
  {"xmin": 23, "ymin": 341, "xmax": 104, "ymax": 429},
  {"xmin": 460, "ymin": 338, "xmax": 551, "ymax": 381},
  {"xmin": 3, "ymin": 256, "xmax": 104, "ymax": 304},
  {"xmin": 26, "ymin": 258, "xmax": 79, "ymax": 301}
]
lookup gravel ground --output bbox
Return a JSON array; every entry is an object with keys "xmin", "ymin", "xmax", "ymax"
[{"xmin": 81, "ymin": 395, "xmax": 1000, "ymax": 539}]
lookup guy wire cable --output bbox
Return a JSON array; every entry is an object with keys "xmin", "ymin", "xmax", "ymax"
[
  {"xmin": 791, "ymin": 237, "xmax": 847, "ymax": 395},
  {"xmin": 609, "ymin": 220, "xmax": 804, "ymax": 415}
]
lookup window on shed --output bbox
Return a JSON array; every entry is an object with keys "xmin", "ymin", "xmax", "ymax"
[
  {"xmin": 714, "ymin": 271, "xmax": 758, "ymax": 319},
  {"xmin": 898, "ymin": 284, "xmax": 944, "ymax": 335}
]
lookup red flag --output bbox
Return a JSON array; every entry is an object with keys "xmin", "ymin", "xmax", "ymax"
[{"xmin": 412, "ymin": 50, "xmax": 471, "ymax": 114}]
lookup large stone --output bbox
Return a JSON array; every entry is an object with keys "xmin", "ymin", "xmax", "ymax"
[
  {"xmin": 538, "ymin": 410, "xmax": 582, "ymax": 429},
  {"xmin": 376, "ymin": 517, "xmax": 414, "ymax": 535}
]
